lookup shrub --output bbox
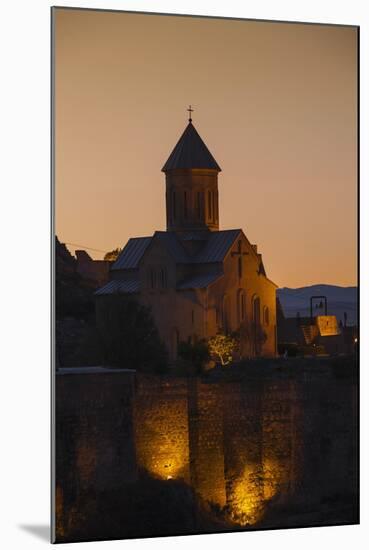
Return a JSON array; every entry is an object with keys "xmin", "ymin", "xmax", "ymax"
[{"xmin": 96, "ymin": 295, "xmax": 168, "ymax": 373}]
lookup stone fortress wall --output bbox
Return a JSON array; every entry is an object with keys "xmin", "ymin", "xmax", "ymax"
[{"xmin": 55, "ymin": 362, "xmax": 357, "ymax": 535}]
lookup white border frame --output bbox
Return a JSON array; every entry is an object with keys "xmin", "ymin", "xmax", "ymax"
[{"xmin": 1, "ymin": 1, "xmax": 366, "ymax": 549}]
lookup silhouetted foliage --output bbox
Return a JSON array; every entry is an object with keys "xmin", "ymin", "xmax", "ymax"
[
  {"xmin": 57, "ymin": 472, "xmax": 231, "ymax": 542},
  {"xmin": 104, "ymin": 247, "xmax": 122, "ymax": 261},
  {"xmin": 96, "ymin": 295, "xmax": 168, "ymax": 373},
  {"xmin": 177, "ymin": 339, "xmax": 210, "ymax": 373}
]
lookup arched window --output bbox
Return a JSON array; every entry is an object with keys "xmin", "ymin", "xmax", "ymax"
[
  {"xmin": 264, "ymin": 306, "xmax": 270, "ymax": 326},
  {"xmin": 172, "ymin": 191, "xmax": 177, "ymax": 220},
  {"xmin": 159, "ymin": 267, "xmax": 167, "ymax": 289},
  {"xmin": 208, "ymin": 190, "xmax": 212, "ymax": 220},
  {"xmin": 253, "ymin": 296, "xmax": 261, "ymax": 323},
  {"xmin": 252, "ymin": 295, "xmax": 261, "ymax": 356},
  {"xmin": 237, "ymin": 289, "xmax": 246, "ymax": 324},
  {"xmin": 149, "ymin": 268, "xmax": 156, "ymax": 289},
  {"xmin": 222, "ymin": 295, "xmax": 230, "ymax": 333},
  {"xmin": 216, "ymin": 307, "xmax": 220, "ymax": 326},
  {"xmin": 184, "ymin": 191, "xmax": 188, "ymax": 219},
  {"xmin": 196, "ymin": 192, "xmax": 201, "ymax": 219}
]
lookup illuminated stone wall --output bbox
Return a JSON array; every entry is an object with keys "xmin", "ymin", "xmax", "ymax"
[
  {"xmin": 187, "ymin": 379, "xmax": 227, "ymax": 507},
  {"xmin": 55, "ymin": 361, "xmax": 357, "ymax": 538},
  {"xmin": 222, "ymin": 381, "xmax": 265, "ymax": 524},
  {"xmin": 134, "ymin": 375, "xmax": 304, "ymax": 522},
  {"xmin": 133, "ymin": 375, "xmax": 191, "ymax": 482},
  {"xmin": 133, "ymin": 367, "xmax": 356, "ymax": 527}
]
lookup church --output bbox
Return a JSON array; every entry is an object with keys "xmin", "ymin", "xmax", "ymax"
[{"xmin": 95, "ymin": 112, "xmax": 278, "ymax": 361}]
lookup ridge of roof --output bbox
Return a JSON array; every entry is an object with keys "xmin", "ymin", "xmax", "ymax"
[
  {"xmin": 110, "ymin": 228, "xmax": 263, "ymax": 271},
  {"xmin": 162, "ymin": 122, "xmax": 221, "ymax": 172}
]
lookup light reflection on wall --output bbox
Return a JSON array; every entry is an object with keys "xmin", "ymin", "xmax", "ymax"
[
  {"xmin": 134, "ymin": 379, "xmax": 190, "ymax": 483},
  {"xmin": 229, "ymin": 464, "xmax": 265, "ymax": 525},
  {"xmin": 134, "ymin": 377, "xmax": 302, "ymax": 527}
]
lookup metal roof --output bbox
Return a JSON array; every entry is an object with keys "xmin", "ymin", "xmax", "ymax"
[
  {"xmin": 94, "ymin": 279, "xmax": 139, "ymax": 295},
  {"xmin": 154, "ymin": 231, "xmax": 189, "ymax": 263},
  {"xmin": 162, "ymin": 122, "xmax": 221, "ymax": 172},
  {"xmin": 111, "ymin": 237, "xmax": 152, "ymax": 270},
  {"xmin": 110, "ymin": 229, "xmax": 243, "ymax": 272},
  {"xmin": 177, "ymin": 272, "xmax": 223, "ymax": 290},
  {"xmin": 192, "ymin": 229, "xmax": 241, "ymax": 263}
]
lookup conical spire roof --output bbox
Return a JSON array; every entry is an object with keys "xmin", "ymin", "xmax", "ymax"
[{"xmin": 162, "ymin": 121, "xmax": 221, "ymax": 172}]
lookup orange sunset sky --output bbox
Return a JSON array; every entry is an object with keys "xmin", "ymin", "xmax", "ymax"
[{"xmin": 54, "ymin": 8, "xmax": 358, "ymax": 288}]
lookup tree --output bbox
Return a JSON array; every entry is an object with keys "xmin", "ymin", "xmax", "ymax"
[
  {"xmin": 177, "ymin": 339, "xmax": 210, "ymax": 373},
  {"xmin": 96, "ymin": 295, "xmax": 168, "ymax": 373},
  {"xmin": 104, "ymin": 247, "xmax": 122, "ymax": 261},
  {"xmin": 208, "ymin": 333, "xmax": 237, "ymax": 366}
]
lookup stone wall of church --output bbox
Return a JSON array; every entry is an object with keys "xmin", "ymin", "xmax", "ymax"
[
  {"xmin": 207, "ymin": 234, "xmax": 277, "ymax": 357},
  {"xmin": 138, "ymin": 239, "xmax": 207, "ymax": 360}
]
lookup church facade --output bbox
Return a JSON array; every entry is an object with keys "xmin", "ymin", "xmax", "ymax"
[{"xmin": 96, "ymin": 117, "xmax": 278, "ymax": 361}]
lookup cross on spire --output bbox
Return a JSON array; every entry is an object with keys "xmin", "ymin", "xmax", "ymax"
[
  {"xmin": 231, "ymin": 240, "xmax": 249, "ymax": 258},
  {"xmin": 187, "ymin": 105, "xmax": 194, "ymax": 122}
]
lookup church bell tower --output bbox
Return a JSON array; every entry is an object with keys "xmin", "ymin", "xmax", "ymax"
[{"xmin": 162, "ymin": 108, "xmax": 221, "ymax": 233}]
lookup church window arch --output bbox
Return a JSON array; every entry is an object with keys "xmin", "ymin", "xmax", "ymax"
[
  {"xmin": 252, "ymin": 295, "xmax": 261, "ymax": 323},
  {"xmin": 172, "ymin": 191, "xmax": 177, "ymax": 220},
  {"xmin": 208, "ymin": 190, "xmax": 212, "ymax": 220},
  {"xmin": 263, "ymin": 306, "xmax": 270, "ymax": 326},
  {"xmin": 159, "ymin": 267, "xmax": 167, "ymax": 289},
  {"xmin": 222, "ymin": 294, "xmax": 231, "ymax": 334},
  {"xmin": 252, "ymin": 295, "xmax": 262, "ymax": 355},
  {"xmin": 196, "ymin": 192, "xmax": 201, "ymax": 219},
  {"xmin": 184, "ymin": 191, "xmax": 188, "ymax": 219},
  {"xmin": 148, "ymin": 267, "xmax": 156, "ymax": 289},
  {"xmin": 237, "ymin": 289, "xmax": 246, "ymax": 324}
]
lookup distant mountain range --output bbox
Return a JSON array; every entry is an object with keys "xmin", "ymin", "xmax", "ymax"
[{"xmin": 277, "ymin": 284, "xmax": 358, "ymax": 326}]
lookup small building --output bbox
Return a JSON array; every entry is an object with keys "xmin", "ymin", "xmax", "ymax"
[
  {"xmin": 75, "ymin": 250, "xmax": 111, "ymax": 286},
  {"xmin": 277, "ymin": 298, "xmax": 356, "ymax": 355},
  {"xmin": 95, "ymin": 116, "xmax": 278, "ymax": 361}
]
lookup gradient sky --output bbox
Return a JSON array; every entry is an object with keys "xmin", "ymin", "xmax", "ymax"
[{"xmin": 54, "ymin": 8, "xmax": 357, "ymax": 288}]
